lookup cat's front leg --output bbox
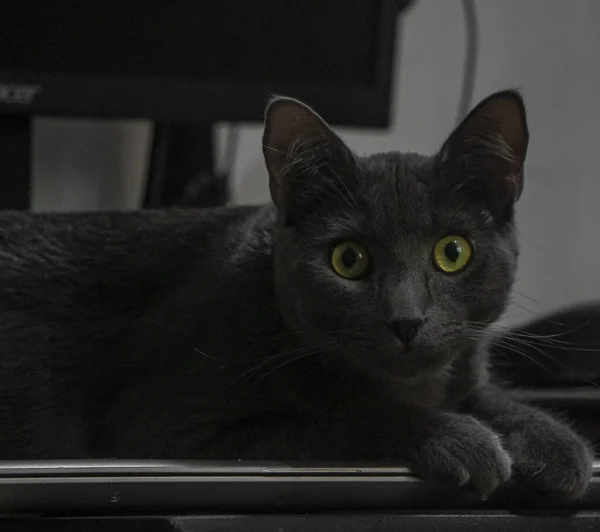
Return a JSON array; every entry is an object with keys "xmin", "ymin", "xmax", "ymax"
[
  {"xmin": 203, "ymin": 408, "xmax": 511, "ymax": 497},
  {"xmin": 396, "ymin": 410, "xmax": 512, "ymax": 497},
  {"xmin": 463, "ymin": 386, "xmax": 593, "ymax": 501}
]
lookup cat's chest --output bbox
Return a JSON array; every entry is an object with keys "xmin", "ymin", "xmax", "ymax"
[
  {"xmin": 389, "ymin": 378, "xmax": 447, "ymax": 408},
  {"xmin": 384, "ymin": 352, "xmax": 484, "ymax": 410}
]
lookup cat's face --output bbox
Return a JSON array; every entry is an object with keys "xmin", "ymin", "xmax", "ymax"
[{"xmin": 264, "ymin": 92, "xmax": 528, "ymax": 380}]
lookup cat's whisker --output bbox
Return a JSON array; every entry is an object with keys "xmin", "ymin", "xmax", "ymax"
[
  {"xmin": 210, "ymin": 326, "xmax": 338, "ymax": 365},
  {"xmin": 435, "ymin": 319, "xmax": 600, "ymax": 387},
  {"xmin": 234, "ymin": 336, "xmax": 339, "ymax": 386},
  {"xmin": 512, "ymin": 291, "xmax": 544, "ymax": 306},
  {"xmin": 490, "ymin": 342, "xmax": 562, "ymax": 385},
  {"xmin": 439, "ymin": 317, "xmax": 600, "ymax": 349},
  {"xmin": 493, "ymin": 336, "xmax": 600, "ymax": 388},
  {"xmin": 507, "ymin": 320, "xmax": 594, "ymax": 341},
  {"xmin": 193, "ymin": 348, "xmax": 220, "ymax": 361},
  {"xmin": 501, "ymin": 331, "xmax": 600, "ymax": 351},
  {"xmin": 508, "ymin": 299, "xmax": 544, "ymax": 317},
  {"xmin": 262, "ymin": 144, "xmax": 286, "ymax": 156},
  {"xmin": 258, "ymin": 347, "xmax": 332, "ymax": 381}
]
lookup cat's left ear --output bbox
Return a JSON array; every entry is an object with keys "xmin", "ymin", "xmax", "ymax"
[{"xmin": 438, "ymin": 90, "xmax": 529, "ymax": 220}]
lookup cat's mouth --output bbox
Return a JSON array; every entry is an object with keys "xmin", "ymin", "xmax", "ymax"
[
  {"xmin": 355, "ymin": 342, "xmax": 455, "ymax": 381},
  {"xmin": 387, "ymin": 330, "xmax": 473, "ymax": 378},
  {"xmin": 319, "ymin": 324, "xmax": 464, "ymax": 380}
]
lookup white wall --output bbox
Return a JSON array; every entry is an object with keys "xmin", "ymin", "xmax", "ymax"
[
  {"xmin": 32, "ymin": 117, "xmax": 151, "ymax": 211},
  {"xmin": 32, "ymin": 0, "xmax": 600, "ymax": 322}
]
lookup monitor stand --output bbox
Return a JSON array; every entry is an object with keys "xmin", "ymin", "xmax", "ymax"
[
  {"xmin": 144, "ymin": 122, "xmax": 228, "ymax": 208},
  {"xmin": 0, "ymin": 114, "xmax": 31, "ymax": 209},
  {"xmin": 0, "ymin": 116, "xmax": 228, "ymax": 210}
]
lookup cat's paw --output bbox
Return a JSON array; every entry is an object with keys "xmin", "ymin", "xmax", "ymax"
[
  {"xmin": 508, "ymin": 423, "xmax": 593, "ymax": 502},
  {"xmin": 411, "ymin": 413, "xmax": 511, "ymax": 497}
]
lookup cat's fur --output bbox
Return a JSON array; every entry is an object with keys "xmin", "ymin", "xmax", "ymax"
[{"xmin": 0, "ymin": 91, "xmax": 592, "ymax": 501}]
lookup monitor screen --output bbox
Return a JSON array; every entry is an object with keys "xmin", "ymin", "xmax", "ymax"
[
  {"xmin": 0, "ymin": 0, "xmax": 398, "ymax": 126},
  {"xmin": 1, "ymin": 1, "xmax": 379, "ymax": 86}
]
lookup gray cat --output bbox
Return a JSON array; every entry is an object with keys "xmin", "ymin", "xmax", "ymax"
[{"xmin": 0, "ymin": 91, "xmax": 591, "ymax": 502}]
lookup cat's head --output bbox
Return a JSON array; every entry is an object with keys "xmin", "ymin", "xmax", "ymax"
[{"xmin": 263, "ymin": 91, "xmax": 528, "ymax": 380}]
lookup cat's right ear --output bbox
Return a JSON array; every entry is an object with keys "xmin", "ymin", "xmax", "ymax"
[
  {"xmin": 262, "ymin": 96, "xmax": 355, "ymax": 222},
  {"xmin": 437, "ymin": 90, "xmax": 529, "ymax": 220}
]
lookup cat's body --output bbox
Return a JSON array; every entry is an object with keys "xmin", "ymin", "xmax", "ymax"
[
  {"xmin": 0, "ymin": 92, "xmax": 593, "ymax": 501},
  {"xmin": 0, "ymin": 205, "xmax": 480, "ymax": 459},
  {"xmin": 0, "ymin": 206, "xmax": 277, "ymax": 458}
]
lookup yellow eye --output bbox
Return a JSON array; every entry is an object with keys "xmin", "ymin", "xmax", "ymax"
[
  {"xmin": 433, "ymin": 235, "xmax": 472, "ymax": 273},
  {"xmin": 331, "ymin": 241, "xmax": 370, "ymax": 279}
]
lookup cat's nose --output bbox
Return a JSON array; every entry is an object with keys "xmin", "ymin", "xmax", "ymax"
[{"xmin": 385, "ymin": 318, "xmax": 424, "ymax": 347}]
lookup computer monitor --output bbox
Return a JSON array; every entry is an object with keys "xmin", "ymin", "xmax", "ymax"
[
  {"xmin": 0, "ymin": 0, "xmax": 405, "ymax": 127},
  {"xmin": 0, "ymin": 1, "xmax": 410, "ymax": 209}
]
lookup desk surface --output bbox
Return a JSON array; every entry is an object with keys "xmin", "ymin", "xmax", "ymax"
[{"xmin": 0, "ymin": 459, "xmax": 598, "ymax": 515}]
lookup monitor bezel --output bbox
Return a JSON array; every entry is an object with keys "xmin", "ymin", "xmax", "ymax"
[{"xmin": 0, "ymin": 0, "xmax": 398, "ymax": 127}]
